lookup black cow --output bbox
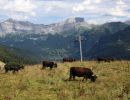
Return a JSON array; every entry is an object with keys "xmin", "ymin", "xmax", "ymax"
[
  {"xmin": 42, "ymin": 61, "xmax": 57, "ymax": 69},
  {"xmin": 4, "ymin": 64, "xmax": 24, "ymax": 73},
  {"xmin": 108, "ymin": 57, "xmax": 114, "ymax": 61},
  {"xmin": 69, "ymin": 67, "xmax": 97, "ymax": 82},
  {"xmin": 97, "ymin": 57, "xmax": 114, "ymax": 63},
  {"xmin": 97, "ymin": 57, "xmax": 108, "ymax": 63},
  {"xmin": 63, "ymin": 58, "xmax": 76, "ymax": 63}
]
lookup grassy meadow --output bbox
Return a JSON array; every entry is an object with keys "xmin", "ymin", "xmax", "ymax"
[{"xmin": 0, "ymin": 61, "xmax": 130, "ymax": 100}]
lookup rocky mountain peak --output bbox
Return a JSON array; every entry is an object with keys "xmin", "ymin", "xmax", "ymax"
[
  {"xmin": 65, "ymin": 17, "xmax": 85, "ymax": 23},
  {"xmin": 5, "ymin": 18, "xmax": 15, "ymax": 22},
  {"xmin": 125, "ymin": 20, "xmax": 130, "ymax": 25}
]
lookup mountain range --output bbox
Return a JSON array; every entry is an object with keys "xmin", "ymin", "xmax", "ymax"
[
  {"xmin": 0, "ymin": 17, "xmax": 130, "ymax": 63},
  {"xmin": 0, "ymin": 17, "xmax": 92, "ymax": 36}
]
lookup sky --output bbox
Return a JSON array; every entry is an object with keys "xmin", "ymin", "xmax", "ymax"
[{"xmin": 0, "ymin": 0, "xmax": 130, "ymax": 24}]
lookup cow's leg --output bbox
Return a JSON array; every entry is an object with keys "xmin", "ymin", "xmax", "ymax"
[
  {"xmin": 16, "ymin": 69, "xmax": 19, "ymax": 72},
  {"xmin": 50, "ymin": 66, "xmax": 53, "ymax": 70},
  {"xmin": 82, "ymin": 75, "xmax": 87, "ymax": 81},
  {"xmin": 69, "ymin": 72, "xmax": 72, "ymax": 81},
  {"xmin": 41, "ymin": 66, "xmax": 45, "ymax": 70},
  {"xmin": 69, "ymin": 70, "xmax": 74, "ymax": 81},
  {"xmin": 85, "ymin": 77, "xmax": 88, "ymax": 81},
  {"xmin": 69, "ymin": 75, "xmax": 72, "ymax": 81},
  {"xmin": 82, "ymin": 77, "xmax": 85, "ymax": 81},
  {"xmin": 72, "ymin": 76, "xmax": 75, "ymax": 80}
]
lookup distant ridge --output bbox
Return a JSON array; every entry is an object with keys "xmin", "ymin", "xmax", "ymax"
[{"xmin": 0, "ymin": 17, "xmax": 91, "ymax": 36}]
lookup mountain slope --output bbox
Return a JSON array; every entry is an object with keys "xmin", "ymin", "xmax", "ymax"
[
  {"xmin": 0, "ymin": 44, "xmax": 38, "ymax": 64},
  {"xmin": 82, "ymin": 22, "xmax": 129, "ymax": 53},
  {"xmin": 0, "ymin": 34, "xmax": 76, "ymax": 60},
  {"xmin": 87, "ymin": 26, "xmax": 130, "ymax": 59}
]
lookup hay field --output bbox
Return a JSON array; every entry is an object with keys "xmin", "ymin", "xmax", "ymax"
[{"xmin": 0, "ymin": 61, "xmax": 130, "ymax": 100}]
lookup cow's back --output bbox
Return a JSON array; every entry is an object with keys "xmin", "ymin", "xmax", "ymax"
[{"xmin": 70, "ymin": 67, "xmax": 93, "ymax": 77}]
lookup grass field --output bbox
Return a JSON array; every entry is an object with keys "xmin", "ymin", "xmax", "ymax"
[{"xmin": 0, "ymin": 61, "xmax": 130, "ymax": 100}]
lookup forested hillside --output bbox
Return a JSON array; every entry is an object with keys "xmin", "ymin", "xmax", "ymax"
[{"xmin": 0, "ymin": 44, "xmax": 38, "ymax": 64}]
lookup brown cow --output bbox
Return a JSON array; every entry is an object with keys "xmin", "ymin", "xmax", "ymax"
[{"xmin": 69, "ymin": 67, "xmax": 97, "ymax": 82}]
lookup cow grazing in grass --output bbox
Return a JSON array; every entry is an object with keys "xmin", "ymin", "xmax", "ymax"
[
  {"xmin": 4, "ymin": 64, "xmax": 24, "ymax": 73},
  {"xmin": 97, "ymin": 57, "xmax": 114, "ymax": 63},
  {"xmin": 63, "ymin": 58, "xmax": 76, "ymax": 63},
  {"xmin": 42, "ymin": 61, "xmax": 57, "ymax": 69},
  {"xmin": 69, "ymin": 67, "xmax": 97, "ymax": 82}
]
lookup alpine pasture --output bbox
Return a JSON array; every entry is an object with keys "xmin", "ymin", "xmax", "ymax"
[{"xmin": 0, "ymin": 61, "xmax": 130, "ymax": 100}]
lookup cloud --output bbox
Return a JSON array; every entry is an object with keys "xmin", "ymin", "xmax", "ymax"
[
  {"xmin": 0, "ymin": 0, "xmax": 130, "ymax": 24},
  {"xmin": 109, "ymin": 0, "xmax": 129, "ymax": 17},
  {"xmin": 0, "ymin": 0, "xmax": 36, "ymax": 20},
  {"xmin": 72, "ymin": 0, "xmax": 101, "ymax": 12},
  {"xmin": 72, "ymin": 0, "xmax": 130, "ymax": 23},
  {"xmin": 3, "ymin": 0, "xmax": 36, "ymax": 13},
  {"xmin": 41, "ymin": 1, "xmax": 73, "ymax": 14}
]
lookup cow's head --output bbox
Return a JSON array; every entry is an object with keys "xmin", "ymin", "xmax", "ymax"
[
  {"xmin": 90, "ymin": 75, "xmax": 97, "ymax": 82},
  {"xmin": 54, "ymin": 63, "xmax": 57, "ymax": 68},
  {"xmin": 20, "ymin": 65, "xmax": 24, "ymax": 69}
]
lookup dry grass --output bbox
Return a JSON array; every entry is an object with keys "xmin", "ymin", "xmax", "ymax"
[{"xmin": 0, "ymin": 61, "xmax": 130, "ymax": 100}]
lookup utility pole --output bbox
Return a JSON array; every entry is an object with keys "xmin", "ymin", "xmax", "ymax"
[
  {"xmin": 75, "ymin": 35, "xmax": 86, "ymax": 62},
  {"xmin": 79, "ymin": 36, "xmax": 83, "ymax": 62}
]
